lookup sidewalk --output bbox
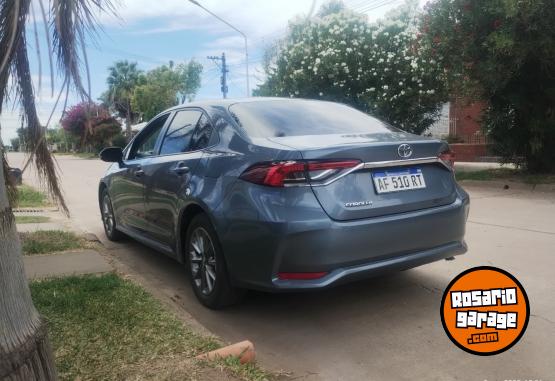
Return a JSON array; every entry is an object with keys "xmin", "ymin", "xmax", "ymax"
[
  {"xmin": 15, "ymin": 208, "xmax": 113, "ymax": 279},
  {"xmin": 24, "ymin": 250, "xmax": 112, "ymax": 279},
  {"xmin": 455, "ymin": 161, "xmax": 515, "ymax": 172}
]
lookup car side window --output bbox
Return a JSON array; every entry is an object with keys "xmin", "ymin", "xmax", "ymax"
[
  {"xmin": 190, "ymin": 114, "xmax": 214, "ymax": 151},
  {"xmin": 129, "ymin": 114, "xmax": 169, "ymax": 159},
  {"xmin": 159, "ymin": 110, "xmax": 203, "ymax": 155}
]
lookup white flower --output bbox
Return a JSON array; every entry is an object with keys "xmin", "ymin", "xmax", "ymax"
[
  {"xmin": 319, "ymin": 92, "xmax": 323, "ymax": 96},
  {"xmin": 383, "ymin": 85, "xmax": 389, "ymax": 90},
  {"xmin": 341, "ymin": 62, "xmax": 347, "ymax": 66},
  {"xmin": 399, "ymin": 82, "xmax": 403, "ymax": 86},
  {"xmin": 315, "ymin": 58, "xmax": 321, "ymax": 64},
  {"xmin": 369, "ymin": 87, "xmax": 376, "ymax": 92}
]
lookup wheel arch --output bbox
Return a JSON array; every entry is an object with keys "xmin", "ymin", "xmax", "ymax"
[
  {"xmin": 98, "ymin": 181, "xmax": 108, "ymax": 210},
  {"xmin": 177, "ymin": 202, "xmax": 217, "ymax": 263}
]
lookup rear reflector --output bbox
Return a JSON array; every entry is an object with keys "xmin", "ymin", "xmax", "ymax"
[
  {"xmin": 239, "ymin": 160, "xmax": 360, "ymax": 187},
  {"xmin": 277, "ymin": 272, "xmax": 328, "ymax": 280}
]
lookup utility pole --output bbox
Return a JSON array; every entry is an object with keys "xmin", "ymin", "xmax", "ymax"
[
  {"xmin": 188, "ymin": 0, "xmax": 249, "ymax": 97},
  {"xmin": 208, "ymin": 52, "xmax": 228, "ymax": 99}
]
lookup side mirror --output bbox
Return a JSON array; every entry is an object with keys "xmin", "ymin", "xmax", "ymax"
[{"xmin": 99, "ymin": 147, "xmax": 124, "ymax": 165}]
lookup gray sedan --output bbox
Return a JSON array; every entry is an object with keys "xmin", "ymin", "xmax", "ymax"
[{"xmin": 98, "ymin": 98, "xmax": 469, "ymax": 308}]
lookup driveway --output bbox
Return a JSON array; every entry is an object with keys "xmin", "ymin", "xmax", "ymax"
[{"xmin": 9, "ymin": 152, "xmax": 555, "ymax": 380}]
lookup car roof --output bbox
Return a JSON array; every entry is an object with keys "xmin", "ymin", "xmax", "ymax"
[{"xmin": 164, "ymin": 97, "xmax": 327, "ymax": 113}]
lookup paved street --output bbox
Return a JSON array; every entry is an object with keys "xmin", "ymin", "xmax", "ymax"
[{"xmin": 9, "ymin": 152, "xmax": 555, "ymax": 380}]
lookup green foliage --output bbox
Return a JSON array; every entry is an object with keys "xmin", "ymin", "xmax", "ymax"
[
  {"xmin": 10, "ymin": 137, "xmax": 20, "ymax": 151},
  {"xmin": 16, "ymin": 184, "xmax": 50, "ymax": 208},
  {"xmin": 422, "ymin": 0, "xmax": 555, "ymax": 172},
  {"xmin": 19, "ymin": 230, "xmax": 86, "ymax": 255},
  {"xmin": 255, "ymin": 0, "xmax": 447, "ymax": 134},
  {"xmin": 46, "ymin": 127, "xmax": 77, "ymax": 152},
  {"xmin": 111, "ymin": 133, "xmax": 127, "ymax": 148},
  {"xmin": 15, "ymin": 215, "xmax": 50, "ymax": 224},
  {"xmin": 103, "ymin": 60, "xmax": 143, "ymax": 136},
  {"xmin": 132, "ymin": 60, "xmax": 203, "ymax": 121},
  {"xmin": 30, "ymin": 274, "xmax": 220, "ymax": 380}
]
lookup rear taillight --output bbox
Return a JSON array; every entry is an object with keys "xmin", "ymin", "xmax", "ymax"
[
  {"xmin": 439, "ymin": 149, "xmax": 455, "ymax": 170},
  {"xmin": 239, "ymin": 160, "xmax": 361, "ymax": 187}
]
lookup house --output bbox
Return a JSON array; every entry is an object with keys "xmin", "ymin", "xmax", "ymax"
[{"xmin": 428, "ymin": 99, "xmax": 491, "ymax": 162}]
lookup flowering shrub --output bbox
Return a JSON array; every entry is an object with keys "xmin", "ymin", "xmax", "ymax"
[
  {"xmin": 61, "ymin": 102, "xmax": 121, "ymax": 150},
  {"xmin": 422, "ymin": 0, "xmax": 555, "ymax": 172},
  {"xmin": 255, "ymin": 1, "xmax": 447, "ymax": 134}
]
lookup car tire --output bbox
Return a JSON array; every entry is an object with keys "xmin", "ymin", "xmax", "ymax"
[
  {"xmin": 100, "ymin": 189, "xmax": 124, "ymax": 241},
  {"xmin": 185, "ymin": 214, "xmax": 244, "ymax": 309}
]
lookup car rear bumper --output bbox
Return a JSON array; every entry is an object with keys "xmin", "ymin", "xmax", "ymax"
[
  {"xmin": 217, "ymin": 184, "xmax": 469, "ymax": 291},
  {"xmin": 272, "ymin": 240, "xmax": 466, "ymax": 290}
]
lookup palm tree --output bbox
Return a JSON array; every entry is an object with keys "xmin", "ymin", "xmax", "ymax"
[
  {"xmin": 105, "ymin": 60, "xmax": 142, "ymax": 139},
  {"xmin": 0, "ymin": 0, "xmax": 113, "ymax": 379}
]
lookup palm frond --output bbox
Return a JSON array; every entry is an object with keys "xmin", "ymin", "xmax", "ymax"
[
  {"xmin": 1, "ymin": 150, "xmax": 17, "ymax": 207},
  {"xmin": 1, "ymin": 0, "xmax": 116, "ymax": 215},
  {"xmin": 51, "ymin": 0, "xmax": 116, "ymax": 100},
  {"xmin": 0, "ymin": 0, "xmax": 25, "ymax": 113},
  {"xmin": 0, "ymin": 0, "xmax": 20, "ymax": 77},
  {"xmin": 38, "ymin": 0, "xmax": 55, "ymax": 97},
  {"xmin": 15, "ymin": 35, "xmax": 68, "ymax": 214}
]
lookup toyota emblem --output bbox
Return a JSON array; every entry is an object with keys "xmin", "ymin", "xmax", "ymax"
[{"xmin": 397, "ymin": 144, "xmax": 413, "ymax": 158}]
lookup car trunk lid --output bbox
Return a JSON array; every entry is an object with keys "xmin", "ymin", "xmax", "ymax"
[{"xmin": 268, "ymin": 134, "xmax": 457, "ymax": 221}]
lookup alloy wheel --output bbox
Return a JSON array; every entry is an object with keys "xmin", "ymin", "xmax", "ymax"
[
  {"xmin": 102, "ymin": 195, "xmax": 115, "ymax": 235},
  {"xmin": 189, "ymin": 227, "xmax": 217, "ymax": 295}
]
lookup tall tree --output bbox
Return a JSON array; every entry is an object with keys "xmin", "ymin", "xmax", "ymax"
[
  {"xmin": 422, "ymin": 0, "xmax": 555, "ymax": 172},
  {"xmin": 104, "ymin": 60, "xmax": 142, "ymax": 140},
  {"xmin": 0, "ymin": 0, "xmax": 114, "ymax": 379},
  {"xmin": 131, "ymin": 60, "xmax": 203, "ymax": 121},
  {"xmin": 255, "ymin": 0, "xmax": 447, "ymax": 134}
]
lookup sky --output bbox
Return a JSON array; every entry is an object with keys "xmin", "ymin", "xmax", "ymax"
[{"xmin": 0, "ymin": 0, "xmax": 426, "ymax": 143}]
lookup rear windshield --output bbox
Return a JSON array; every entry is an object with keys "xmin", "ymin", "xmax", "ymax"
[{"xmin": 228, "ymin": 99, "xmax": 394, "ymax": 138}]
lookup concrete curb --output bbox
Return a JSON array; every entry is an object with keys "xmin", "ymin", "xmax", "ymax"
[
  {"xmin": 458, "ymin": 179, "xmax": 555, "ymax": 193},
  {"xmin": 196, "ymin": 340, "xmax": 255, "ymax": 364}
]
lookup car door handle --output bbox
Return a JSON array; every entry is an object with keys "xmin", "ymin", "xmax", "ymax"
[
  {"xmin": 134, "ymin": 167, "xmax": 145, "ymax": 177},
  {"xmin": 172, "ymin": 162, "xmax": 190, "ymax": 175}
]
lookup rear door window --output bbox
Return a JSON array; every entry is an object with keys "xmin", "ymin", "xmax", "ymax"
[
  {"xmin": 160, "ymin": 110, "xmax": 203, "ymax": 155},
  {"xmin": 189, "ymin": 114, "xmax": 214, "ymax": 151}
]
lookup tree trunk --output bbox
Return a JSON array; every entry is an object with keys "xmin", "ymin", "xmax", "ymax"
[
  {"xmin": 0, "ymin": 150, "xmax": 58, "ymax": 380},
  {"xmin": 125, "ymin": 102, "xmax": 132, "ymax": 141}
]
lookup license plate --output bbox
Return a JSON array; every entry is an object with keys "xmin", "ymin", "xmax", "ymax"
[{"xmin": 372, "ymin": 167, "xmax": 426, "ymax": 194}]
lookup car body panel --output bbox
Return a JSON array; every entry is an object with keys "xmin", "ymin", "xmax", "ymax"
[{"xmin": 99, "ymin": 98, "xmax": 469, "ymax": 292}]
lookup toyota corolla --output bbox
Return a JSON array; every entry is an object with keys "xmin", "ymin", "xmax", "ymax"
[{"xmin": 98, "ymin": 98, "xmax": 469, "ymax": 308}]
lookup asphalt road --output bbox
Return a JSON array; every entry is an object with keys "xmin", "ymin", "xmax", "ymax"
[{"xmin": 9, "ymin": 152, "xmax": 555, "ymax": 380}]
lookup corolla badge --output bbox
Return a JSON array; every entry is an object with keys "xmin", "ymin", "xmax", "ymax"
[
  {"xmin": 397, "ymin": 143, "xmax": 413, "ymax": 158},
  {"xmin": 345, "ymin": 201, "xmax": 373, "ymax": 208}
]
